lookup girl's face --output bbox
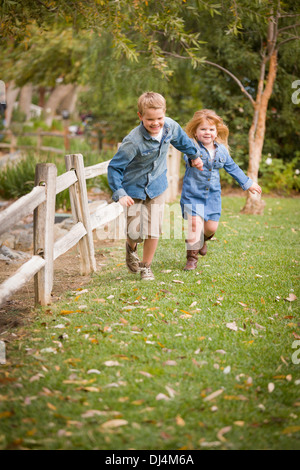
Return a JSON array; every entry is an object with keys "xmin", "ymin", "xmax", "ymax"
[{"xmin": 195, "ymin": 120, "xmax": 217, "ymax": 147}]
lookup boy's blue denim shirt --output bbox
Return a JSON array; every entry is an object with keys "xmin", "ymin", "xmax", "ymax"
[{"xmin": 108, "ymin": 117, "xmax": 201, "ymax": 202}]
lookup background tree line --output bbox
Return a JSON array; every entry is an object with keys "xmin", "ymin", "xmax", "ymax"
[{"xmin": 0, "ymin": 0, "xmax": 299, "ymax": 211}]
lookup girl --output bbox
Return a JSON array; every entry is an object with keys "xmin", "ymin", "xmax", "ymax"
[{"xmin": 180, "ymin": 109, "xmax": 261, "ymax": 270}]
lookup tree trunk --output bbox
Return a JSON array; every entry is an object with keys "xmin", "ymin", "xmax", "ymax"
[
  {"xmin": 38, "ymin": 87, "xmax": 46, "ymax": 107},
  {"xmin": 58, "ymin": 85, "xmax": 78, "ymax": 116},
  {"xmin": 19, "ymin": 83, "xmax": 33, "ymax": 121},
  {"xmin": 4, "ymin": 81, "xmax": 20, "ymax": 128},
  {"xmin": 44, "ymin": 84, "xmax": 74, "ymax": 127},
  {"xmin": 241, "ymin": 50, "xmax": 277, "ymax": 215}
]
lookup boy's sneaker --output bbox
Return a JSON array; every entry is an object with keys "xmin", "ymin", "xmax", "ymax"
[
  {"xmin": 140, "ymin": 262, "xmax": 155, "ymax": 281},
  {"xmin": 126, "ymin": 242, "xmax": 140, "ymax": 273}
]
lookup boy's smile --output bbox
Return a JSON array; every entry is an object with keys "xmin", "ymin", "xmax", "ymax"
[{"xmin": 138, "ymin": 108, "xmax": 165, "ymax": 137}]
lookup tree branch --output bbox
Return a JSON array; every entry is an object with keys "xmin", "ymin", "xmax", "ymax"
[
  {"xmin": 277, "ymin": 36, "xmax": 300, "ymax": 48},
  {"xmin": 278, "ymin": 23, "xmax": 300, "ymax": 34},
  {"xmin": 203, "ymin": 60, "xmax": 255, "ymax": 105},
  {"xmin": 159, "ymin": 50, "xmax": 255, "ymax": 105}
]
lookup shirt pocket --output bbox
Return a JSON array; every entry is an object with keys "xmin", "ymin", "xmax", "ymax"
[
  {"xmin": 213, "ymin": 155, "xmax": 226, "ymax": 169},
  {"xmin": 140, "ymin": 149, "xmax": 159, "ymax": 161}
]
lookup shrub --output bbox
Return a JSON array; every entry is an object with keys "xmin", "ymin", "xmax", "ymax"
[
  {"xmin": 258, "ymin": 154, "xmax": 300, "ymax": 193},
  {"xmin": 0, "ymin": 150, "xmax": 113, "ymax": 210}
]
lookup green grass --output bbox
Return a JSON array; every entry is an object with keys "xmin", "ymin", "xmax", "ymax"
[{"xmin": 0, "ymin": 196, "xmax": 299, "ymax": 450}]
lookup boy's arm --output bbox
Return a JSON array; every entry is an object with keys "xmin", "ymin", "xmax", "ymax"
[
  {"xmin": 107, "ymin": 139, "xmax": 137, "ymax": 202},
  {"xmin": 169, "ymin": 120, "xmax": 201, "ymax": 161}
]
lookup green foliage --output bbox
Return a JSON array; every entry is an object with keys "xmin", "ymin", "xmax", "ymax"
[
  {"xmin": 0, "ymin": 154, "xmax": 37, "ymax": 199},
  {"xmin": 259, "ymin": 155, "xmax": 300, "ymax": 194},
  {"xmin": 0, "ymin": 149, "xmax": 113, "ymax": 209}
]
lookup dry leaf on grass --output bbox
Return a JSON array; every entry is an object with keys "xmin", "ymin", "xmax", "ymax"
[
  {"xmin": 226, "ymin": 322, "xmax": 238, "ymax": 331},
  {"xmin": 217, "ymin": 426, "xmax": 232, "ymax": 442},
  {"xmin": 203, "ymin": 389, "xmax": 224, "ymax": 402},
  {"xmin": 284, "ymin": 293, "xmax": 297, "ymax": 302},
  {"xmin": 156, "ymin": 393, "xmax": 171, "ymax": 401},
  {"xmin": 100, "ymin": 419, "xmax": 128, "ymax": 429}
]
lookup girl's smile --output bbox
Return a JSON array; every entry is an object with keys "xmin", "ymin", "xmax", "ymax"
[{"xmin": 195, "ymin": 120, "xmax": 217, "ymax": 149}]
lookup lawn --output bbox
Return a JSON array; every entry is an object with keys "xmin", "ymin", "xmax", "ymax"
[{"xmin": 0, "ymin": 196, "xmax": 299, "ymax": 450}]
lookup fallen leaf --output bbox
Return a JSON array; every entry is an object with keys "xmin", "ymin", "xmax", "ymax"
[
  {"xmin": 172, "ymin": 280, "xmax": 184, "ymax": 284},
  {"xmin": 100, "ymin": 419, "xmax": 128, "ymax": 429},
  {"xmin": 165, "ymin": 386, "xmax": 177, "ymax": 398},
  {"xmin": 139, "ymin": 371, "xmax": 153, "ymax": 378},
  {"xmin": 217, "ymin": 426, "xmax": 232, "ymax": 442},
  {"xmin": 103, "ymin": 361, "xmax": 121, "ymax": 367},
  {"xmin": 268, "ymin": 383, "xmax": 275, "ymax": 393},
  {"xmin": 285, "ymin": 293, "xmax": 297, "ymax": 302},
  {"xmin": 226, "ymin": 322, "xmax": 238, "ymax": 331},
  {"xmin": 176, "ymin": 415, "xmax": 185, "ymax": 427},
  {"xmin": 203, "ymin": 389, "xmax": 224, "ymax": 402},
  {"xmin": 156, "ymin": 393, "xmax": 171, "ymax": 401},
  {"xmin": 163, "ymin": 360, "xmax": 177, "ymax": 366},
  {"xmin": 282, "ymin": 426, "xmax": 300, "ymax": 435}
]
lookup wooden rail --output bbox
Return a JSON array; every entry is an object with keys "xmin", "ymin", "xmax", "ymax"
[
  {"xmin": 0, "ymin": 145, "xmax": 181, "ymax": 307},
  {"xmin": 0, "ymin": 130, "xmax": 83, "ymax": 154},
  {"xmin": 0, "ymin": 153, "xmax": 124, "ymax": 307}
]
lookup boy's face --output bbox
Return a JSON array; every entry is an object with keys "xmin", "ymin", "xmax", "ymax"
[{"xmin": 138, "ymin": 108, "xmax": 165, "ymax": 136}]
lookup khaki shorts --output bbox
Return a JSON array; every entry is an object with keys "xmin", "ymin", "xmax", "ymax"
[{"xmin": 125, "ymin": 191, "xmax": 166, "ymax": 243}]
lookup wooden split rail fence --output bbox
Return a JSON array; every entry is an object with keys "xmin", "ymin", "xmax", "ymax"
[
  {"xmin": 0, "ymin": 145, "xmax": 181, "ymax": 308},
  {"xmin": 0, "ymin": 130, "xmax": 83, "ymax": 155},
  {"xmin": 0, "ymin": 154, "xmax": 124, "ymax": 307}
]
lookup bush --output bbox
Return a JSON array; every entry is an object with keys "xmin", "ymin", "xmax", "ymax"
[
  {"xmin": 0, "ymin": 150, "xmax": 113, "ymax": 210},
  {"xmin": 258, "ymin": 154, "xmax": 300, "ymax": 193}
]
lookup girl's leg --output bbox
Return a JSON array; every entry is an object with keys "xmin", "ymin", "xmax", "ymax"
[
  {"xmin": 199, "ymin": 220, "xmax": 219, "ymax": 256},
  {"xmin": 204, "ymin": 220, "xmax": 219, "ymax": 238},
  {"xmin": 186, "ymin": 215, "xmax": 204, "ymax": 250},
  {"xmin": 184, "ymin": 215, "xmax": 203, "ymax": 270}
]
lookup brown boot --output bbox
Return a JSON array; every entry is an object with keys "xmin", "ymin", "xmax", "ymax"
[
  {"xmin": 199, "ymin": 234, "xmax": 215, "ymax": 256},
  {"xmin": 184, "ymin": 250, "xmax": 199, "ymax": 271},
  {"xmin": 126, "ymin": 242, "xmax": 140, "ymax": 273}
]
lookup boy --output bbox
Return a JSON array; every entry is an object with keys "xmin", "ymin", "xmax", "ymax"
[{"xmin": 107, "ymin": 92, "xmax": 203, "ymax": 281}]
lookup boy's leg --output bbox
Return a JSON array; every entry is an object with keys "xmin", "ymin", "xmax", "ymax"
[
  {"xmin": 125, "ymin": 200, "xmax": 143, "ymax": 273},
  {"xmin": 140, "ymin": 192, "xmax": 166, "ymax": 280},
  {"xmin": 142, "ymin": 237, "xmax": 159, "ymax": 265}
]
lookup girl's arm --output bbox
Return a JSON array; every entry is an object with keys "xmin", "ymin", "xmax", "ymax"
[{"xmin": 223, "ymin": 152, "xmax": 254, "ymax": 191}]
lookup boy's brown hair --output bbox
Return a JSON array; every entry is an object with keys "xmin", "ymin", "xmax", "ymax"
[
  {"xmin": 185, "ymin": 109, "xmax": 229, "ymax": 149},
  {"xmin": 138, "ymin": 92, "xmax": 166, "ymax": 116}
]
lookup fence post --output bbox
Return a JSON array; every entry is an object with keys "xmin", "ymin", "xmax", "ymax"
[
  {"xmin": 34, "ymin": 163, "xmax": 57, "ymax": 305},
  {"xmin": 10, "ymin": 131, "xmax": 17, "ymax": 153},
  {"xmin": 166, "ymin": 145, "xmax": 181, "ymax": 203},
  {"xmin": 65, "ymin": 153, "xmax": 96, "ymax": 275}
]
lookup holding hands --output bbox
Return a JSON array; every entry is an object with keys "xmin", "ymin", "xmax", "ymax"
[{"xmin": 190, "ymin": 157, "xmax": 204, "ymax": 171}]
